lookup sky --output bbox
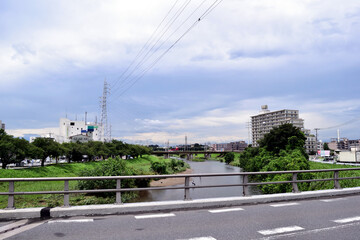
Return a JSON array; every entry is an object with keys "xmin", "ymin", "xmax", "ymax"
[{"xmin": 1, "ymin": 0, "xmax": 360, "ymax": 145}]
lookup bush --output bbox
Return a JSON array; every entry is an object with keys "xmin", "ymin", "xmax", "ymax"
[
  {"xmin": 78, "ymin": 157, "xmax": 150, "ymax": 202},
  {"xmin": 224, "ymin": 152, "xmax": 235, "ymax": 164}
]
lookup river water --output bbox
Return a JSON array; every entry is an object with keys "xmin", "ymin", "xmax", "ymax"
[{"xmin": 135, "ymin": 158, "xmax": 258, "ymax": 202}]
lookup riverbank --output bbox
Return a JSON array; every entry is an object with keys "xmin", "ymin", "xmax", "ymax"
[
  {"xmin": 150, "ymin": 168, "xmax": 193, "ymax": 187},
  {"xmin": 0, "ymin": 155, "xmax": 187, "ymax": 208}
]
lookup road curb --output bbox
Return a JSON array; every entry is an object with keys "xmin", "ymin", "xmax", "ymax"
[{"xmin": 1, "ymin": 187, "xmax": 360, "ymax": 220}]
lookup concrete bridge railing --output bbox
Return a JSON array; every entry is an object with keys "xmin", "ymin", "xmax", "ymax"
[{"xmin": 2, "ymin": 167, "xmax": 360, "ymax": 209}]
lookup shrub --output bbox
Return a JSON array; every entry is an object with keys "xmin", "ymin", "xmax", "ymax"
[{"xmin": 78, "ymin": 157, "xmax": 150, "ymax": 202}]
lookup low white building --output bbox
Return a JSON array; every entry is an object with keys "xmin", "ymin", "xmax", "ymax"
[
  {"xmin": 58, "ymin": 118, "xmax": 103, "ymax": 143},
  {"xmin": 337, "ymin": 147, "xmax": 360, "ymax": 163}
]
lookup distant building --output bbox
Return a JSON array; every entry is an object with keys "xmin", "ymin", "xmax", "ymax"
[
  {"xmin": 251, "ymin": 105, "xmax": 315, "ymax": 154},
  {"xmin": 58, "ymin": 118, "xmax": 103, "ymax": 143},
  {"xmin": 304, "ymin": 129, "xmax": 317, "ymax": 154},
  {"xmin": 0, "ymin": 120, "xmax": 5, "ymax": 130},
  {"xmin": 212, "ymin": 141, "xmax": 248, "ymax": 152},
  {"xmin": 251, "ymin": 105, "xmax": 304, "ymax": 146},
  {"xmin": 69, "ymin": 134, "xmax": 91, "ymax": 143},
  {"xmin": 337, "ymin": 146, "xmax": 360, "ymax": 163},
  {"xmin": 328, "ymin": 138, "xmax": 360, "ymax": 151}
]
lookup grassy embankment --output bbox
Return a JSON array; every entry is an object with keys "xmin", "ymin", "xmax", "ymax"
[
  {"xmin": 0, "ymin": 155, "xmax": 186, "ymax": 209},
  {"xmin": 306, "ymin": 161, "xmax": 360, "ymax": 191},
  {"xmin": 189, "ymin": 153, "xmax": 242, "ymax": 162}
]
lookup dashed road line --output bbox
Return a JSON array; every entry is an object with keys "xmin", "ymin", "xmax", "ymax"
[
  {"xmin": 258, "ymin": 226, "xmax": 304, "ymax": 236},
  {"xmin": 333, "ymin": 216, "xmax": 360, "ymax": 224},
  {"xmin": 208, "ymin": 208, "xmax": 244, "ymax": 213},
  {"xmin": 48, "ymin": 219, "xmax": 94, "ymax": 224},
  {"xmin": 320, "ymin": 198, "xmax": 345, "ymax": 203},
  {"xmin": 177, "ymin": 237, "xmax": 216, "ymax": 240},
  {"xmin": 134, "ymin": 213, "xmax": 175, "ymax": 219},
  {"xmin": 270, "ymin": 203, "xmax": 299, "ymax": 208},
  {"xmin": 253, "ymin": 221, "xmax": 360, "ymax": 240}
]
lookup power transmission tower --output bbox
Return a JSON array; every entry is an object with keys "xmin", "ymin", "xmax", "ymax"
[{"xmin": 100, "ymin": 79, "xmax": 110, "ymax": 142}]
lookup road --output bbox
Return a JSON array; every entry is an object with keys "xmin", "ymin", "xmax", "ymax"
[{"xmin": 2, "ymin": 195, "xmax": 360, "ymax": 240}]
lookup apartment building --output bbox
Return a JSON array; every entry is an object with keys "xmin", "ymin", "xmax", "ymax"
[
  {"xmin": 212, "ymin": 141, "xmax": 248, "ymax": 152},
  {"xmin": 251, "ymin": 105, "xmax": 304, "ymax": 146},
  {"xmin": 251, "ymin": 105, "xmax": 315, "ymax": 154}
]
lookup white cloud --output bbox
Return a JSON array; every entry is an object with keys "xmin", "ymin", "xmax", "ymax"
[{"xmin": 7, "ymin": 128, "xmax": 59, "ymax": 138}]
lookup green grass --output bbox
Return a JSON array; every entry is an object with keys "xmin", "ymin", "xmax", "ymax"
[
  {"xmin": 306, "ymin": 161, "xmax": 360, "ymax": 191},
  {"xmin": 0, "ymin": 155, "xmax": 182, "ymax": 209}
]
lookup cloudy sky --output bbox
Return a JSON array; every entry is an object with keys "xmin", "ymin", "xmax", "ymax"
[{"xmin": 2, "ymin": 0, "xmax": 360, "ymax": 145}]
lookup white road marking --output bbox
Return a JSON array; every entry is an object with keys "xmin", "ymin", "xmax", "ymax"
[
  {"xmin": 208, "ymin": 208, "xmax": 244, "ymax": 213},
  {"xmin": 0, "ymin": 221, "xmax": 45, "ymax": 239},
  {"xmin": 320, "ymin": 198, "xmax": 345, "ymax": 202},
  {"xmin": 135, "ymin": 213, "xmax": 175, "ymax": 219},
  {"xmin": 270, "ymin": 203, "xmax": 299, "ymax": 207},
  {"xmin": 177, "ymin": 237, "xmax": 216, "ymax": 240},
  {"xmin": 258, "ymin": 226, "xmax": 304, "ymax": 236},
  {"xmin": 333, "ymin": 216, "xmax": 360, "ymax": 223},
  {"xmin": 48, "ymin": 219, "xmax": 94, "ymax": 224},
  {"xmin": 0, "ymin": 220, "xmax": 27, "ymax": 234},
  {"xmin": 253, "ymin": 221, "xmax": 360, "ymax": 240}
]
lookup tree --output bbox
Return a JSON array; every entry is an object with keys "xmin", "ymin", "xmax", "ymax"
[
  {"xmin": 323, "ymin": 142, "xmax": 330, "ymax": 150},
  {"xmin": 32, "ymin": 137, "xmax": 58, "ymax": 166},
  {"xmin": 258, "ymin": 123, "xmax": 308, "ymax": 159},
  {"xmin": 0, "ymin": 130, "xmax": 30, "ymax": 169},
  {"xmin": 224, "ymin": 152, "xmax": 235, "ymax": 164}
]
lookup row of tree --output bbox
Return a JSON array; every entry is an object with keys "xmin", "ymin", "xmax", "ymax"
[{"xmin": 0, "ymin": 129, "xmax": 151, "ymax": 169}]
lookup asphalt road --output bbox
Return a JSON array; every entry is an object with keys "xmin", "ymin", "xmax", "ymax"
[{"xmin": 3, "ymin": 195, "xmax": 360, "ymax": 240}]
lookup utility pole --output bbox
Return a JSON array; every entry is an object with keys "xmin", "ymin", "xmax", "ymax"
[{"xmin": 314, "ymin": 128, "xmax": 320, "ymax": 153}]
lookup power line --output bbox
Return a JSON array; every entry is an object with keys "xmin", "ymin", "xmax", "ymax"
[
  {"xmin": 110, "ymin": 0, "xmax": 223, "ymax": 103},
  {"xmin": 111, "ymin": 0, "xmax": 192, "ymax": 97},
  {"xmin": 110, "ymin": 0, "xmax": 181, "ymax": 90}
]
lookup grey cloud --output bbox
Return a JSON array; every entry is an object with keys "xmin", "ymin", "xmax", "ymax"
[{"xmin": 229, "ymin": 49, "xmax": 289, "ymax": 59}]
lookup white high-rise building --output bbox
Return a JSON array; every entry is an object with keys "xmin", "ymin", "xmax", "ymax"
[
  {"xmin": 58, "ymin": 118, "xmax": 103, "ymax": 143},
  {"xmin": 251, "ymin": 105, "xmax": 304, "ymax": 146}
]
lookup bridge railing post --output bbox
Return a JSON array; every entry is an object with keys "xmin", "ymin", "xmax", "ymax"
[
  {"xmin": 242, "ymin": 174, "xmax": 249, "ymax": 196},
  {"xmin": 116, "ymin": 179, "xmax": 122, "ymax": 204},
  {"xmin": 292, "ymin": 173, "xmax": 299, "ymax": 193},
  {"xmin": 64, "ymin": 180, "xmax": 70, "ymax": 207},
  {"xmin": 7, "ymin": 181, "xmax": 15, "ymax": 209},
  {"xmin": 184, "ymin": 176, "xmax": 191, "ymax": 200},
  {"xmin": 334, "ymin": 171, "xmax": 341, "ymax": 189}
]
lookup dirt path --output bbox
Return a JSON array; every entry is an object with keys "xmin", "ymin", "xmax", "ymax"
[{"xmin": 150, "ymin": 169, "xmax": 193, "ymax": 187}]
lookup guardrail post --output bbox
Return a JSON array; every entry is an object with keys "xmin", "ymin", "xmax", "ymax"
[
  {"xmin": 184, "ymin": 176, "xmax": 191, "ymax": 200},
  {"xmin": 7, "ymin": 181, "xmax": 15, "ymax": 209},
  {"xmin": 64, "ymin": 180, "xmax": 70, "ymax": 207},
  {"xmin": 116, "ymin": 179, "xmax": 122, "ymax": 204},
  {"xmin": 334, "ymin": 171, "xmax": 341, "ymax": 189},
  {"xmin": 292, "ymin": 173, "xmax": 299, "ymax": 193},
  {"xmin": 242, "ymin": 174, "xmax": 249, "ymax": 196}
]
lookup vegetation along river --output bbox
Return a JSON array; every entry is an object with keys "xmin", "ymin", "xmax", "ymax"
[{"xmin": 135, "ymin": 157, "xmax": 259, "ymax": 202}]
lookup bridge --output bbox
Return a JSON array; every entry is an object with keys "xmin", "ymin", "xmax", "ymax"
[{"xmin": 152, "ymin": 151, "xmax": 233, "ymax": 160}]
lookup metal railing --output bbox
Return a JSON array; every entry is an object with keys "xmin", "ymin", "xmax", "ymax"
[{"xmin": 1, "ymin": 167, "xmax": 360, "ymax": 209}]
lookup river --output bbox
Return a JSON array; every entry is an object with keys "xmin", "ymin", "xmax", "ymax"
[{"xmin": 135, "ymin": 158, "xmax": 259, "ymax": 202}]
